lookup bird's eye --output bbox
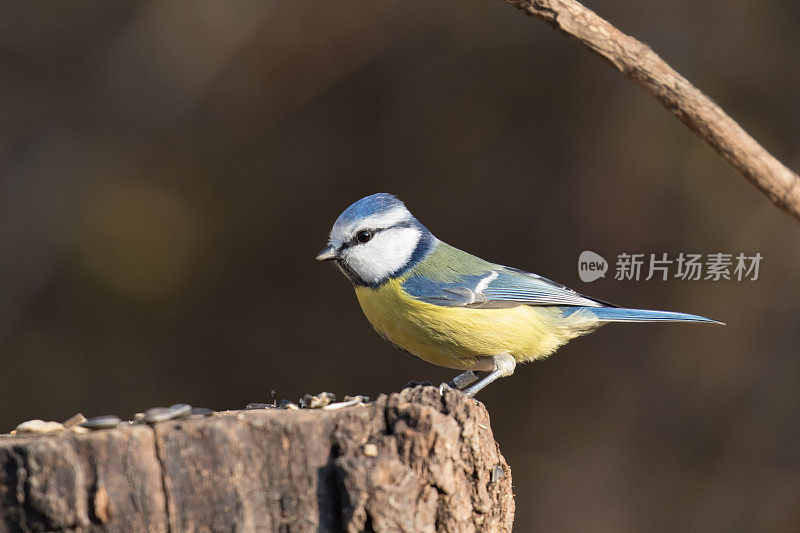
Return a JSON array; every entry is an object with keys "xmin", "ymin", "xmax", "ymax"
[{"xmin": 356, "ymin": 230, "xmax": 373, "ymax": 243}]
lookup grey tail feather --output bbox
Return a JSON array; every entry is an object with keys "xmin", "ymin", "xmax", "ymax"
[{"xmin": 569, "ymin": 307, "xmax": 724, "ymax": 325}]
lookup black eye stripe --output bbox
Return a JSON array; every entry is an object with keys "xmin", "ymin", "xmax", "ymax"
[
  {"xmin": 350, "ymin": 227, "xmax": 382, "ymax": 245},
  {"xmin": 340, "ymin": 222, "xmax": 413, "ymax": 250}
]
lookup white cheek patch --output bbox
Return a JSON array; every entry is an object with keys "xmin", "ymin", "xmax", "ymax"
[{"xmin": 342, "ymin": 226, "xmax": 421, "ymax": 284}]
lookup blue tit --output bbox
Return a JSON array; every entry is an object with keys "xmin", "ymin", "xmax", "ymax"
[{"xmin": 316, "ymin": 193, "xmax": 722, "ymax": 397}]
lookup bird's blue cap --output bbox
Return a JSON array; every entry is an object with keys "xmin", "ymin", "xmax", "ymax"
[{"xmin": 334, "ymin": 193, "xmax": 407, "ymax": 227}]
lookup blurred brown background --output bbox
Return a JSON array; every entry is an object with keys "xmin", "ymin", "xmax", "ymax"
[{"xmin": 1, "ymin": 1, "xmax": 799, "ymax": 531}]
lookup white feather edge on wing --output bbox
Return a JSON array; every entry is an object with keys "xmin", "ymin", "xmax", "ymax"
[{"xmin": 481, "ymin": 268, "xmax": 604, "ymax": 307}]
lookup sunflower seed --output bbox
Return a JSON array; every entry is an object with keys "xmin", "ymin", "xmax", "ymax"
[
  {"xmin": 169, "ymin": 403, "xmax": 192, "ymax": 419},
  {"xmin": 82, "ymin": 416, "xmax": 121, "ymax": 430},
  {"xmin": 144, "ymin": 407, "xmax": 174, "ymax": 423}
]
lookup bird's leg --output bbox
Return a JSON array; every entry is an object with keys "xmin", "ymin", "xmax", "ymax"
[{"xmin": 462, "ymin": 353, "xmax": 516, "ymax": 398}]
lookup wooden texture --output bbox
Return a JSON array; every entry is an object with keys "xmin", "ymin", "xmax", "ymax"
[
  {"xmin": 504, "ymin": 0, "xmax": 800, "ymax": 222},
  {"xmin": 0, "ymin": 387, "xmax": 514, "ymax": 532}
]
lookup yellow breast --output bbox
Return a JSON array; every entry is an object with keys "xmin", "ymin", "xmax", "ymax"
[{"xmin": 354, "ymin": 278, "xmax": 599, "ymax": 370}]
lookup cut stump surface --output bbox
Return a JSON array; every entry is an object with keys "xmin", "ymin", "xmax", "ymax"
[{"xmin": 0, "ymin": 387, "xmax": 514, "ymax": 532}]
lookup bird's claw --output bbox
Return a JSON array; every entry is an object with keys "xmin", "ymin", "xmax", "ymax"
[
  {"xmin": 451, "ymin": 370, "xmax": 478, "ymax": 389},
  {"xmin": 438, "ymin": 382, "xmax": 453, "ymax": 395}
]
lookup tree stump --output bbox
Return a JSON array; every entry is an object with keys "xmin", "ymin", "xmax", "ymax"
[{"xmin": 0, "ymin": 386, "xmax": 514, "ymax": 532}]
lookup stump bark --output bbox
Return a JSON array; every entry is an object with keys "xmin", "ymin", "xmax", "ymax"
[{"xmin": 0, "ymin": 386, "xmax": 514, "ymax": 532}]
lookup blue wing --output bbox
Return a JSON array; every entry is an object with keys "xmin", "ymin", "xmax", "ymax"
[
  {"xmin": 401, "ymin": 265, "xmax": 721, "ymax": 324},
  {"xmin": 401, "ymin": 265, "xmax": 607, "ymax": 308}
]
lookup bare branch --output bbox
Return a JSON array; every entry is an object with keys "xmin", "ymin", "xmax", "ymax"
[{"xmin": 504, "ymin": 0, "xmax": 800, "ymax": 222}]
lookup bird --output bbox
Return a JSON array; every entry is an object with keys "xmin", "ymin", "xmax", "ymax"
[{"xmin": 316, "ymin": 193, "xmax": 722, "ymax": 397}]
